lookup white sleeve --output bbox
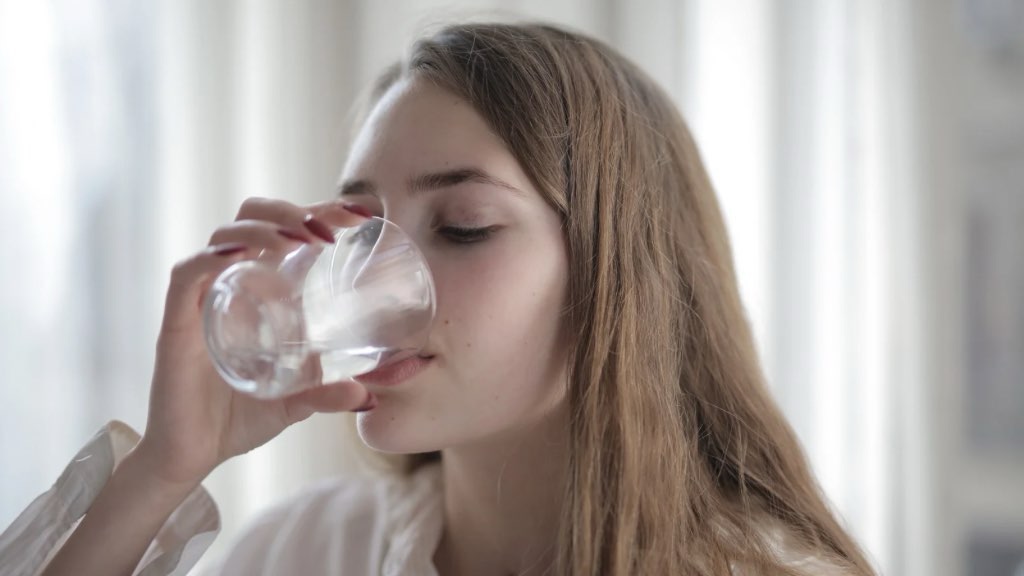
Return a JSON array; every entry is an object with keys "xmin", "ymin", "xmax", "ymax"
[{"xmin": 0, "ymin": 420, "xmax": 220, "ymax": 576}]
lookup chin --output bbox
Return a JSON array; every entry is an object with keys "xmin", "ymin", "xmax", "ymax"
[{"xmin": 355, "ymin": 407, "xmax": 446, "ymax": 455}]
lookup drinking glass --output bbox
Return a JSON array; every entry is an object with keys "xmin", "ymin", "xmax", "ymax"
[{"xmin": 202, "ymin": 216, "xmax": 435, "ymax": 398}]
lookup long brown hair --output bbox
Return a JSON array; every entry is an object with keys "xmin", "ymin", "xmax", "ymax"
[{"xmin": 351, "ymin": 22, "xmax": 876, "ymax": 575}]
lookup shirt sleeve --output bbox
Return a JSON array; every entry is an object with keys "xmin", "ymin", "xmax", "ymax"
[{"xmin": 0, "ymin": 420, "xmax": 221, "ymax": 576}]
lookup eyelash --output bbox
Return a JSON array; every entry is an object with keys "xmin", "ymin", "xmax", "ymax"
[
  {"xmin": 438, "ymin": 225, "xmax": 495, "ymax": 244},
  {"xmin": 347, "ymin": 212, "xmax": 495, "ymax": 246}
]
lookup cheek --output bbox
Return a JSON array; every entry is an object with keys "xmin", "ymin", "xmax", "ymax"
[{"xmin": 431, "ymin": 238, "xmax": 567, "ymax": 386}]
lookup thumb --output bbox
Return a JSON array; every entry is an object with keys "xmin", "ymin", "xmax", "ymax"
[{"xmin": 282, "ymin": 380, "xmax": 375, "ymax": 423}]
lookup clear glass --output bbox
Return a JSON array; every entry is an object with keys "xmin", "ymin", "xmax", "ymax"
[{"xmin": 202, "ymin": 216, "xmax": 435, "ymax": 398}]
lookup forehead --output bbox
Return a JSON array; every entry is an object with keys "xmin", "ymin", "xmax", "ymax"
[{"xmin": 342, "ymin": 78, "xmax": 509, "ymax": 179}]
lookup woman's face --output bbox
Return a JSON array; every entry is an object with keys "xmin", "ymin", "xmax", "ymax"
[{"xmin": 340, "ymin": 77, "xmax": 569, "ymax": 454}]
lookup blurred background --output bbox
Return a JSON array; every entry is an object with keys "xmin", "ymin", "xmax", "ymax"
[{"xmin": 1, "ymin": 0, "xmax": 1021, "ymax": 574}]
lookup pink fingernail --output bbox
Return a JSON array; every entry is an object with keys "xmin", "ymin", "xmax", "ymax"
[{"xmin": 303, "ymin": 215, "xmax": 336, "ymax": 243}]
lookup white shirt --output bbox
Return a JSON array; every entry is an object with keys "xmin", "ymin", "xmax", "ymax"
[
  {"xmin": 0, "ymin": 420, "xmax": 445, "ymax": 576},
  {"xmin": 0, "ymin": 421, "xmax": 854, "ymax": 576}
]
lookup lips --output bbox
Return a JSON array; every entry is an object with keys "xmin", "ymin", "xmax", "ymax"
[{"xmin": 354, "ymin": 354, "xmax": 434, "ymax": 386}]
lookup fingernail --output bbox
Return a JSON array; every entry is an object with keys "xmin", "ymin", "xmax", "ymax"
[
  {"xmin": 303, "ymin": 215, "xmax": 336, "ymax": 243},
  {"xmin": 277, "ymin": 228, "xmax": 311, "ymax": 243},
  {"xmin": 341, "ymin": 203, "xmax": 374, "ymax": 219},
  {"xmin": 213, "ymin": 244, "xmax": 247, "ymax": 256},
  {"xmin": 353, "ymin": 392, "xmax": 378, "ymax": 412}
]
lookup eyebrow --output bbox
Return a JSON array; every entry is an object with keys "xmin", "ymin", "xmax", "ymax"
[{"xmin": 337, "ymin": 167, "xmax": 525, "ymax": 198}]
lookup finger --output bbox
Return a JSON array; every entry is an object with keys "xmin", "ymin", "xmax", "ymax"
[
  {"xmin": 306, "ymin": 199, "xmax": 374, "ymax": 229},
  {"xmin": 235, "ymin": 197, "xmax": 370, "ymax": 242},
  {"xmin": 208, "ymin": 219, "xmax": 315, "ymax": 250},
  {"xmin": 234, "ymin": 197, "xmax": 335, "ymax": 243},
  {"xmin": 161, "ymin": 243, "xmax": 256, "ymax": 333},
  {"xmin": 235, "ymin": 197, "xmax": 314, "ymax": 228},
  {"xmin": 281, "ymin": 380, "xmax": 375, "ymax": 424}
]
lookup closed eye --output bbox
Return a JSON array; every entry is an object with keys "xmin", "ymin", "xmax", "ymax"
[{"xmin": 438, "ymin": 225, "xmax": 496, "ymax": 244}]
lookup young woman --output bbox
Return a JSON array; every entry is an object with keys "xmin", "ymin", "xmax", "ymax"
[{"xmin": 4, "ymin": 22, "xmax": 875, "ymax": 576}]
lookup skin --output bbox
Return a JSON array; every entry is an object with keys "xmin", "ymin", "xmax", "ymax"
[
  {"xmin": 42, "ymin": 199, "xmax": 379, "ymax": 576},
  {"xmin": 40, "ymin": 78, "xmax": 570, "ymax": 576},
  {"xmin": 340, "ymin": 78, "xmax": 572, "ymax": 575}
]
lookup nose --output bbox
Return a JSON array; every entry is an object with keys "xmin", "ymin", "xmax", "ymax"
[
  {"xmin": 342, "ymin": 214, "xmax": 436, "ymax": 358},
  {"xmin": 376, "ymin": 204, "xmax": 427, "ymax": 255},
  {"xmin": 359, "ymin": 217, "xmax": 384, "ymax": 246},
  {"xmin": 364, "ymin": 198, "xmax": 437, "ymax": 277}
]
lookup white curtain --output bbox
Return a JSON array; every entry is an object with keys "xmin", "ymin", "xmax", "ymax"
[
  {"xmin": 681, "ymin": 2, "xmax": 925, "ymax": 574},
  {"xmin": 0, "ymin": 1, "xmax": 962, "ymax": 574}
]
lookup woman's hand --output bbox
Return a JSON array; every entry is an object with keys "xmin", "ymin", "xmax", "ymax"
[
  {"xmin": 135, "ymin": 197, "xmax": 374, "ymax": 489},
  {"xmin": 41, "ymin": 198, "xmax": 376, "ymax": 576}
]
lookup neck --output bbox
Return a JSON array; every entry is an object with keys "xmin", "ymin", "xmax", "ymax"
[{"xmin": 432, "ymin": 402, "xmax": 568, "ymax": 576}]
